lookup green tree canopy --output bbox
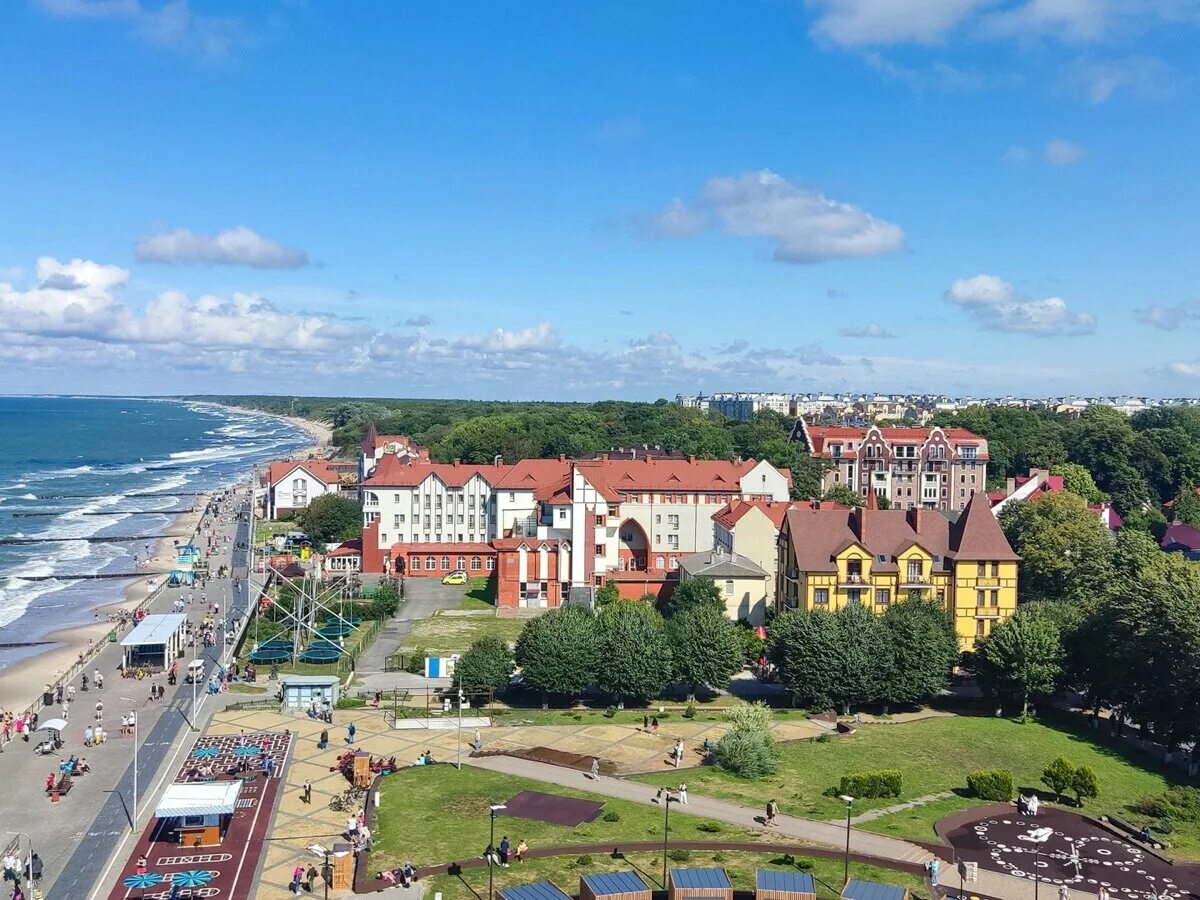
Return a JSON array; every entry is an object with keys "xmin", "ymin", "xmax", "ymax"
[
  {"xmin": 453, "ymin": 634, "xmax": 515, "ymax": 694},
  {"xmin": 298, "ymin": 494, "xmax": 362, "ymax": 542},
  {"xmin": 823, "ymin": 484, "xmax": 864, "ymax": 508},
  {"xmin": 514, "ymin": 607, "xmax": 600, "ymax": 705},
  {"xmin": 880, "ymin": 599, "xmax": 958, "ymax": 708},
  {"xmin": 665, "ymin": 577, "xmax": 727, "ymax": 617},
  {"xmin": 1051, "ymin": 463, "xmax": 1107, "ymax": 504},
  {"xmin": 666, "ymin": 605, "xmax": 744, "ymax": 699},
  {"xmin": 999, "ymin": 492, "xmax": 1114, "ymax": 604},
  {"xmin": 595, "ymin": 601, "xmax": 673, "ymax": 704},
  {"xmin": 970, "ymin": 607, "xmax": 1063, "ymax": 718}
]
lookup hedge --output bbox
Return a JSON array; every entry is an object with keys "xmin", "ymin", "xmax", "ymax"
[
  {"xmin": 839, "ymin": 770, "xmax": 903, "ymax": 799},
  {"xmin": 967, "ymin": 769, "xmax": 1015, "ymax": 802}
]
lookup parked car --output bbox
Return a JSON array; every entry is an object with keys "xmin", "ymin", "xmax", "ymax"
[{"xmin": 442, "ymin": 570, "xmax": 468, "ymax": 585}]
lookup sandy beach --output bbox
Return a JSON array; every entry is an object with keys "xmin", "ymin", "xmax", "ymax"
[{"xmin": 0, "ymin": 403, "xmax": 333, "ymax": 714}]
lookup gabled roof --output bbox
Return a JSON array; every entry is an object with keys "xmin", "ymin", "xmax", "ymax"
[
  {"xmin": 677, "ymin": 550, "xmax": 769, "ymax": 579},
  {"xmin": 804, "ymin": 425, "xmax": 985, "ymax": 457},
  {"xmin": 1162, "ymin": 521, "xmax": 1200, "ymax": 551},
  {"xmin": 950, "ymin": 492, "xmax": 1021, "ymax": 561},
  {"xmin": 712, "ymin": 499, "xmax": 844, "ymax": 531},
  {"xmin": 579, "ymin": 871, "xmax": 649, "ymax": 895},
  {"xmin": 266, "ymin": 459, "xmax": 341, "ymax": 487}
]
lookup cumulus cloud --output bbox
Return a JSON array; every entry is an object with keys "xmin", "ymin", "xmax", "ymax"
[
  {"xmin": 1044, "ymin": 139, "xmax": 1085, "ymax": 165},
  {"xmin": 37, "ymin": 0, "xmax": 248, "ymax": 60},
  {"xmin": 795, "ymin": 343, "xmax": 847, "ymax": 366},
  {"xmin": 135, "ymin": 226, "xmax": 309, "ymax": 269},
  {"xmin": 945, "ymin": 274, "xmax": 1096, "ymax": 335},
  {"xmin": 807, "ymin": 0, "xmax": 985, "ymax": 46},
  {"xmin": 403, "ymin": 315, "xmax": 433, "ymax": 327},
  {"xmin": 1060, "ymin": 55, "xmax": 1181, "ymax": 104},
  {"xmin": 643, "ymin": 170, "xmax": 904, "ymax": 264},
  {"xmin": 714, "ymin": 339, "xmax": 750, "ymax": 355},
  {"xmin": 1135, "ymin": 301, "xmax": 1200, "ymax": 330},
  {"xmin": 640, "ymin": 198, "xmax": 708, "ymax": 239},
  {"xmin": 1163, "ymin": 361, "xmax": 1200, "ymax": 379},
  {"xmin": 839, "ymin": 322, "xmax": 896, "ymax": 338}
]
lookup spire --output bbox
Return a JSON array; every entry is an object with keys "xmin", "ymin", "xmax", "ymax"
[
  {"xmin": 952, "ymin": 491, "xmax": 1020, "ymax": 561},
  {"xmin": 361, "ymin": 421, "xmax": 379, "ymax": 455},
  {"xmin": 865, "ymin": 487, "xmax": 878, "ymax": 511}
]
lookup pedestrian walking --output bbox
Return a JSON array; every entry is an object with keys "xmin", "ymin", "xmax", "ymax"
[
  {"xmin": 651, "ymin": 716, "xmax": 659, "ymax": 734},
  {"xmin": 678, "ymin": 782, "xmax": 688, "ymax": 804},
  {"xmin": 346, "ymin": 815, "xmax": 358, "ymax": 838},
  {"xmin": 302, "ymin": 780, "xmax": 312, "ymax": 804},
  {"xmin": 305, "ymin": 865, "xmax": 318, "ymax": 893},
  {"xmin": 318, "ymin": 729, "xmax": 328, "ymax": 750},
  {"xmin": 346, "ymin": 722, "xmax": 356, "ymax": 744},
  {"xmin": 590, "ymin": 757, "xmax": 600, "ymax": 779},
  {"xmin": 82, "ymin": 673, "xmax": 88, "ymax": 692},
  {"xmin": 94, "ymin": 699, "xmax": 103, "ymax": 722},
  {"xmin": 120, "ymin": 713, "xmax": 128, "ymax": 736},
  {"xmin": 515, "ymin": 839, "xmax": 527, "ymax": 862},
  {"xmin": 672, "ymin": 739, "xmax": 684, "ymax": 767},
  {"xmin": 94, "ymin": 668, "xmax": 103, "ymax": 689},
  {"xmin": 766, "ymin": 798, "xmax": 778, "ymax": 826},
  {"xmin": 67, "ymin": 683, "xmax": 75, "ymax": 701},
  {"xmin": 136, "ymin": 856, "xmax": 148, "ymax": 876},
  {"xmin": 290, "ymin": 865, "xmax": 304, "ymax": 895}
]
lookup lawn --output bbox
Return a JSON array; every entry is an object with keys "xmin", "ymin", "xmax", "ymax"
[
  {"xmin": 632, "ymin": 714, "xmax": 1199, "ymax": 857},
  {"xmin": 399, "ymin": 611, "xmax": 527, "ymax": 656},
  {"xmin": 461, "ymin": 576, "xmax": 496, "ymax": 610},
  {"xmin": 487, "ymin": 706, "xmax": 810, "ymax": 727},
  {"xmin": 253, "ymin": 518, "xmax": 296, "ymax": 544},
  {"xmin": 369, "ymin": 766, "xmax": 926, "ymax": 899}
]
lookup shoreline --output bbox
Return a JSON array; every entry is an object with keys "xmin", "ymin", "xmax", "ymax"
[{"xmin": 196, "ymin": 400, "xmax": 333, "ymax": 455}]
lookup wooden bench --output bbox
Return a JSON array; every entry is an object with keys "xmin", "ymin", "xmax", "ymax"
[{"xmin": 46, "ymin": 778, "xmax": 73, "ymax": 802}]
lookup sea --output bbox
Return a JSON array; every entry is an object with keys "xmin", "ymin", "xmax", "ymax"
[{"xmin": 0, "ymin": 397, "xmax": 309, "ymax": 672}]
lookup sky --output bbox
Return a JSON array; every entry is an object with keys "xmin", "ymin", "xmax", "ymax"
[{"xmin": 2, "ymin": 0, "xmax": 1199, "ymax": 401}]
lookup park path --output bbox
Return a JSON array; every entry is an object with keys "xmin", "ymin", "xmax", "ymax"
[
  {"xmin": 466, "ymin": 755, "xmax": 1105, "ymax": 900},
  {"xmin": 847, "ymin": 791, "xmax": 956, "ymax": 824}
]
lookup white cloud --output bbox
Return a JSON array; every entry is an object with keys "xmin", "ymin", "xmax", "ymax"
[
  {"xmin": 1135, "ymin": 301, "xmax": 1200, "ymax": 330},
  {"xmin": 983, "ymin": 0, "xmax": 1200, "ymax": 42},
  {"xmin": 945, "ymin": 274, "xmax": 1096, "ymax": 335},
  {"xmin": 839, "ymin": 322, "xmax": 896, "ymax": 338},
  {"xmin": 640, "ymin": 198, "xmax": 708, "ymax": 238},
  {"xmin": 402, "ymin": 315, "xmax": 433, "ymax": 328},
  {"xmin": 807, "ymin": 0, "xmax": 986, "ymax": 46},
  {"xmin": 863, "ymin": 52, "xmax": 986, "ymax": 90},
  {"xmin": 645, "ymin": 170, "xmax": 904, "ymax": 264},
  {"xmin": 37, "ymin": 0, "xmax": 248, "ymax": 60},
  {"xmin": 135, "ymin": 226, "xmax": 309, "ymax": 269},
  {"xmin": 1044, "ymin": 139, "xmax": 1085, "ymax": 165},
  {"xmin": 1059, "ymin": 55, "xmax": 1181, "ymax": 104},
  {"xmin": 1164, "ymin": 361, "xmax": 1200, "ymax": 379}
]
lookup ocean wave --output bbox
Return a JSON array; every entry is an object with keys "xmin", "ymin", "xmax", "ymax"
[{"xmin": 0, "ymin": 577, "xmax": 65, "ymax": 630}]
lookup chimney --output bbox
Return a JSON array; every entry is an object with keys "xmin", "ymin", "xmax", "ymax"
[
  {"xmin": 688, "ymin": 455, "xmax": 696, "ymax": 464},
  {"xmin": 558, "ymin": 454, "xmax": 566, "ymax": 462},
  {"xmin": 453, "ymin": 458, "xmax": 461, "ymax": 467}
]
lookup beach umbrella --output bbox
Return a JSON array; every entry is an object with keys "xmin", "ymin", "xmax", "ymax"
[
  {"xmin": 190, "ymin": 746, "xmax": 220, "ymax": 759},
  {"xmin": 123, "ymin": 872, "xmax": 163, "ymax": 898},
  {"xmin": 39, "ymin": 718, "xmax": 68, "ymax": 733},
  {"xmin": 170, "ymin": 870, "xmax": 213, "ymax": 888}
]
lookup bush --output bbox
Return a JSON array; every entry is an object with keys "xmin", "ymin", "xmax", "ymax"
[
  {"xmin": 1157, "ymin": 818, "xmax": 1175, "ymax": 835},
  {"xmin": 404, "ymin": 647, "xmax": 426, "ymax": 675},
  {"xmin": 603, "ymin": 706, "xmax": 617, "ymax": 718},
  {"xmin": 839, "ymin": 770, "xmax": 903, "ymax": 799},
  {"xmin": 602, "ymin": 810, "xmax": 621, "ymax": 823},
  {"xmin": 1136, "ymin": 787, "xmax": 1200, "ymax": 823},
  {"xmin": 713, "ymin": 726, "xmax": 779, "ymax": 778},
  {"xmin": 1072, "ymin": 764, "xmax": 1099, "ymax": 806},
  {"xmin": 814, "ymin": 733, "xmax": 832, "ymax": 743},
  {"xmin": 697, "ymin": 821, "xmax": 723, "ymax": 833},
  {"xmin": 1042, "ymin": 756, "xmax": 1076, "ymax": 799},
  {"xmin": 667, "ymin": 849, "xmax": 691, "ymax": 862},
  {"xmin": 573, "ymin": 855, "xmax": 593, "ymax": 867},
  {"xmin": 967, "ymin": 769, "xmax": 1015, "ymax": 802},
  {"xmin": 683, "ymin": 702, "xmax": 696, "ymax": 719},
  {"xmin": 723, "ymin": 700, "xmax": 774, "ymax": 731}
]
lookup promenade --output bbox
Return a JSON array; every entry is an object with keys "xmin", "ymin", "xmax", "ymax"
[{"xmin": 0, "ymin": 483, "xmax": 255, "ymax": 900}]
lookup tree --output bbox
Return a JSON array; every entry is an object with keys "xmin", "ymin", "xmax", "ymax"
[
  {"xmin": 1042, "ymin": 756, "xmax": 1076, "ymax": 802},
  {"xmin": 1173, "ymin": 483, "xmax": 1200, "ymax": 526},
  {"xmin": 514, "ymin": 607, "xmax": 600, "ymax": 707},
  {"xmin": 999, "ymin": 492, "xmax": 1114, "ymax": 604},
  {"xmin": 298, "ymin": 494, "xmax": 362, "ymax": 542},
  {"xmin": 712, "ymin": 726, "xmax": 779, "ymax": 778},
  {"xmin": 665, "ymin": 578, "xmax": 726, "ymax": 616},
  {"xmin": 1072, "ymin": 765, "xmax": 1099, "ymax": 806},
  {"xmin": 970, "ymin": 608, "xmax": 1063, "ymax": 718},
  {"xmin": 822, "ymin": 485, "xmax": 864, "ymax": 508},
  {"xmin": 453, "ymin": 634, "xmax": 515, "ymax": 694},
  {"xmin": 595, "ymin": 581, "xmax": 619, "ymax": 607},
  {"xmin": 666, "ymin": 605, "xmax": 744, "ymax": 700},
  {"xmin": 595, "ymin": 602, "xmax": 673, "ymax": 705},
  {"xmin": 880, "ymin": 599, "xmax": 958, "ymax": 710},
  {"xmin": 1051, "ymin": 463, "xmax": 1107, "ymax": 504}
]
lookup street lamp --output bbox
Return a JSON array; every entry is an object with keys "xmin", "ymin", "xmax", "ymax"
[
  {"xmin": 321, "ymin": 850, "xmax": 332, "ymax": 900},
  {"xmin": 457, "ymin": 686, "xmax": 464, "ymax": 770},
  {"xmin": 3, "ymin": 832, "xmax": 33, "ymax": 892},
  {"xmin": 122, "ymin": 698, "xmax": 138, "ymax": 832},
  {"xmin": 661, "ymin": 789, "xmax": 677, "ymax": 890},
  {"xmin": 839, "ymin": 794, "xmax": 855, "ymax": 885},
  {"xmin": 1021, "ymin": 825, "xmax": 1054, "ymax": 900},
  {"xmin": 488, "ymin": 803, "xmax": 507, "ymax": 900}
]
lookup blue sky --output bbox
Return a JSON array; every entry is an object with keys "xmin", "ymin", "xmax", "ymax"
[{"xmin": 2, "ymin": 0, "xmax": 1199, "ymax": 400}]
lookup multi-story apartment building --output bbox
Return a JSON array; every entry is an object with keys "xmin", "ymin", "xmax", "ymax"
[
  {"xmin": 262, "ymin": 459, "xmax": 344, "ymax": 519},
  {"xmin": 358, "ymin": 423, "xmax": 429, "ymax": 482},
  {"xmin": 796, "ymin": 422, "xmax": 988, "ymax": 512},
  {"xmin": 357, "ymin": 452, "xmax": 791, "ymax": 609},
  {"xmin": 776, "ymin": 492, "xmax": 1019, "ymax": 650}
]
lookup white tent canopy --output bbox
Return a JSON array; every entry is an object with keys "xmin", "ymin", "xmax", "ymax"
[
  {"xmin": 155, "ymin": 780, "xmax": 242, "ymax": 819},
  {"xmin": 120, "ymin": 613, "xmax": 186, "ymax": 670}
]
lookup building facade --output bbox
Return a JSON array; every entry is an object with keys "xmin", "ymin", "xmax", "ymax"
[
  {"xmin": 797, "ymin": 423, "xmax": 989, "ymax": 512},
  {"xmin": 263, "ymin": 460, "xmax": 343, "ymax": 519},
  {"xmin": 776, "ymin": 492, "xmax": 1018, "ymax": 650},
  {"xmin": 676, "ymin": 549, "xmax": 771, "ymax": 624}
]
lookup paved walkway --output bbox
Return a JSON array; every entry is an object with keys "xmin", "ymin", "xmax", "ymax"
[
  {"xmin": 354, "ymin": 581, "xmax": 464, "ymax": 693},
  {"xmin": 847, "ymin": 791, "xmax": 956, "ymax": 825},
  {"xmin": 0, "ymin": 486, "xmax": 256, "ymax": 900}
]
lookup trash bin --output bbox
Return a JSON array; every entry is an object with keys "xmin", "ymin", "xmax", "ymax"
[{"xmin": 43, "ymin": 691, "xmax": 54, "ymax": 707}]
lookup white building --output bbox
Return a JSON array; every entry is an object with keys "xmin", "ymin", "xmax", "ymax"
[{"xmin": 264, "ymin": 460, "xmax": 342, "ymax": 519}]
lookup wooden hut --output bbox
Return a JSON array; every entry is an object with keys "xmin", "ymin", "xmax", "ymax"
[
  {"xmin": 580, "ymin": 871, "xmax": 652, "ymax": 900},
  {"xmin": 668, "ymin": 868, "xmax": 733, "ymax": 900},
  {"xmin": 841, "ymin": 880, "xmax": 910, "ymax": 900},
  {"xmin": 756, "ymin": 869, "xmax": 817, "ymax": 900},
  {"xmin": 497, "ymin": 881, "xmax": 572, "ymax": 900}
]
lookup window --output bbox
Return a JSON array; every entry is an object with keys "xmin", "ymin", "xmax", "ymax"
[
  {"xmin": 457, "ymin": 556, "xmax": 465, "ymax": 570},
  {"xmin": 989, "ymin": 590, "xmax": 999, "ymax": 607},
  {"xmin": 814, "ymin": 588, "xmax": 829, "ymax": 605},
  {"xmin": 667, "ymin": 514, "xmax": 679, "ymax": 529},
  {"xmin": 667, "ymin": 534, "xmax": 679, "ymax": 550},
  {"xmin": 594, "ymin": 514, "xmax": 603, "ymax": 526},
  {"xmin": 977, "ymin": 562, "xmax": 986, "ymax": 577},
  {"xmin": 655, "ymin": 514, "xmax": 661, "ymax": 524},
  {"xmin": 991, "ymin": 561, "xmax": 999, "ymax": 577},
  {"xmin": 669, "ymin": 556, "xmax": 678, "ymax": 570},
  {"xmin": 847, "ymin": 588, "xmax": 861, "ymax": 604},
  {"xmin": 655, "ymin": 555, "xmax": 664, "ymax": 568},
  {"xmin": 426, "ymin": 556, "xmax": 436, "ymax": 570},
  {"xmin": 486, "ymin": 557, "xmax": 494, "ymax": 571},
  {"xmin": 655, "ymin": 534, "xmax": 661, "ymax": 544},
  {"xmin": 393, "ymin": 493, "xmax": 400, "ymax": 503},
  {"xmin": 976, "ymin": 589, "xmax": 985, "ymax": 607},
  {"xmin": 875, "ymin": 589, "xmax": 890, "ymax": 606},
  {"xmin": 976, "ymin": 618, "xmax": 986, "ymax": 639},
  {"xmin": 937, "ymin": 589, "xmax": 945, "ymax": 604},
  {"xmin": 397, "ymin": 533, "xmax": 404, "ymax": 543},
  {"xmin": 381, "ymin": 533, "xmax": 387, "ymax": 544},
  {"xmin": 907, "ymin": 560, "xmax": 922, "ymax": 581},
  {"xmin": 470, "ymin": 556, "xmax": 481, "ymax": 571},
  {"xmin": 393, "ymin": 515, "xmax": 401, "ymax": 528},
  {"xmin": 595, "ymin": 544, "xmax": 604, "ymax": 556},
  {"xmin": 397, "ymin": 513, "xmax": 406, "ymax": 523},
  {"xmin": 440, "ymin": 556, "xmax": 450, "ymax": 570},
  {"xmin": 508, "ymin": 493, "xmax": 515, "ymax": 501},
  {"xmin": 724, "ymin": 580, "xmax": 735, "ymax": 596}
]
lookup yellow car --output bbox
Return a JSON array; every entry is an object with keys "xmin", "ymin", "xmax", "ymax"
[{"xmin": 442, "ymin": 570, "xmax": 468, "ymax": 585}]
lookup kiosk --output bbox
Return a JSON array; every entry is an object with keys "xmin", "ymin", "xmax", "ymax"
[
  {"xmin": 120, "ymin": 613, "xmax": 186, "ymax": 671},
  {"xmin": 155, "ymin": 780, "xmax": 242, "ymax": 848}
]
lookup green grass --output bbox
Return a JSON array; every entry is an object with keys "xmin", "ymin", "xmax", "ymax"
[
  {"xmin": 226, "ymin": 683, "xmax": 267, "ymax": 694},
  {"xmin": 400, "ymin": 612, "xmax": 527, "ymax": 656},
  {"xmin": 418, "ymin": 849, "xmax": 927, "ymax": 900},
  {"xmin": 632, "ymin": 714, "xmax": 1200, "ymax": 857},
  {"xmin": 254, "ymin": 518, "xmax": 296, "ymax": 544},
  {"xmin": 460, "ymin": 576, "xmax": 497, "ymax": 610}
]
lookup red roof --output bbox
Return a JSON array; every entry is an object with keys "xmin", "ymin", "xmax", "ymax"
[
  {"xmin": 712, "ymin": 499, "xmax": 845, "ymax": 531},
  {"xmin": 328, "ymin": 538, "xmax": 362, "ymax": 558},
  {"xmin": 265, "ymin": 459, "xmax": 340, "ymax": 487},
  {"xmin": 394, "ymin": 542, "xmax": 495, "ymax": 555},
  {"xmin": 1161, "ymin": 522, "xmax": 1200, "ymax": 551},
  {"xmin": 805, "ymin": 425, "xmax": 986, "ymax": 457},
  {"xmin": 491, "ymin": 537, "xmax": 568, "ymax": 550}
]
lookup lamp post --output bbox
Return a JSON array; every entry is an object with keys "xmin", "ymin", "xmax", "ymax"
[
  {"xmin": 190, "ymin": 622, "xmax": 199, "ymax": 731},
  {"xmin": 839, "ymin": 794, "xmax": 855, "ymax": 886},
  {"xmin": 3, "ymin": 832, "xmax": 33, "ymax": 892},
  {"xmin": 488, "ymin": 803, "xmax": 507, "ymax": 900},
  {"xmin": 122, "ymin": 698, "xmax": 138, "ymax": 832},
  {"xmin": 456, "ymin": 686, "xmax": 464, "ymax": 770},
  {"xmin": 321, "ymin": 849, "xmax": 331, "ymax": 900},
  {"xmin": 661, "ymin": 789, "xmax": 677, "ymax": 890},
  {"xmin": 1023, "ymin": 825, "xmax": 1053, "ymax": 900}
]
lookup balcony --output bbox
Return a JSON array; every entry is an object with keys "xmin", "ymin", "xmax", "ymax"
[
  {"xmin": 900, "ymin": 577, "xmax": 931, "ymax": 589},
  {"xmin": 975, "ymin": 608, "xmax": 1002, "ymax": 618},
  {"xmin": 784, "ymin": 567, "xmax": 799, "ymax": 581},
  {"xmin": 362, "ymin": 497, "xmax": 379, "ymax": 509},
  {"xmin": 838, "ymin": 573, "xmax": 867, "ymax": 588}
]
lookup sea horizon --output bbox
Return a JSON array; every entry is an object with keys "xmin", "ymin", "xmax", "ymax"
[{"xmin": 0, "ymin": 397, "xmax": 310, "ymax": 672}]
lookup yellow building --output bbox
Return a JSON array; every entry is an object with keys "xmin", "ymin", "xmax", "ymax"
[{"xmin": 776, "ymin": 492, "xmax": 1018, "ymax": 649}]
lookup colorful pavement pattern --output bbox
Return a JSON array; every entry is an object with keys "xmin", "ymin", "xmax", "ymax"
[
  {"xmin": 943, "ymin": 806, "xmax": 1200, "ymax": 900},
  {"xmin": 106, "ymin": 731, "xmax": 292, "ymax": 900},
  {"xmin": 179, "ymin": 732, "xmax": 291, "ymax": 782}
]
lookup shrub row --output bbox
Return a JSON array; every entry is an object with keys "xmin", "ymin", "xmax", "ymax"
[
  {"xmin": 967, "ymin": 769, "xmax": 1015, "ymax": 802},
  {"xmin": 839, "ymin": 770, "xmax": 902, "ymax": 799}
]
